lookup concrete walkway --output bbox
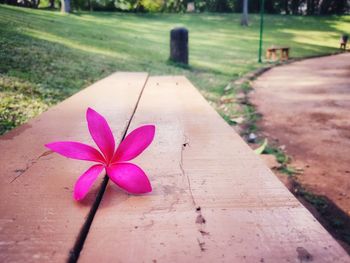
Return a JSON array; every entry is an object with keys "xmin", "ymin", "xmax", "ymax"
[{"xmin": 250, "ymin": 53, "xmax": 350, "ymax": 217}]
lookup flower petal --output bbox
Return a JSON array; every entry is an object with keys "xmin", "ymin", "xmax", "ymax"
[
  {"xmin": 106, "ymin": 163, "xmax": 152, "ymax": 194},
  {"xmin": 45, "ymin": 141, "xmax": 105, "ymax": 163},
  {"xmin": 112, "ymin": 125, "xmax": 155, "ymax": 163},
  {"xmin": 74, "ymin": 164, "xmax": 105, "ymax": 201},
  {"xmin": 86, "ymin": 107, "xmax": 115, "ymax": 163}
]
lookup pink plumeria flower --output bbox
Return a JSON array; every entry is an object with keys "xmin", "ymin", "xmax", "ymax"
[{"xmin": 45, "ymin": 108, "xmax": 155, "ymax": 201}]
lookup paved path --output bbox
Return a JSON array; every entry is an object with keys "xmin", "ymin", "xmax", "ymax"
[{"xmin": 250, "ymin": 53, "xmax": 350, "ymax": 217}]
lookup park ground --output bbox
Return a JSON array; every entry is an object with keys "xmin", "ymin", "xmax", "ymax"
[
  {"xmin": 250, "ymin": 53, "xmax": 350, "ymax": 252},
  {"xmin": 1, "ymin": 4, "xmax": 350, "ymax": 135},
  {"xmin": 1, "ymin": 3, "xmax": 350, "ymax": 251}
]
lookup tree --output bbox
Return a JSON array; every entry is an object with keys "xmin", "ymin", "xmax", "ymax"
[
  {"xmin": 241, "ymin": 0, "xmax": 249, "ymax": 26},
  {"xmin": 61, "ymin": 0, "xmax": 70, "ymax": 12},
  {"xmin": 290, "ymin": 0, "xmax": 300, "ymax": 14},
  {"xmin": 318, "ymin": 0, "xmax": 348, "ymax": 15},
  {"xmin": 284, "ymin": 0, "xmax": 290, "ymax": 14},
  {"xmin": 306, "ymin": 0, "xmax": 315, "ymax": 15}
]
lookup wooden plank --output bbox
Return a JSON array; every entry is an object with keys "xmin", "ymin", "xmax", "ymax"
[
  {"xmin": 0, "ymin": 72, "xmax": 148, "ymax": 262},
  {"xmin": 80, "ymin": 76, "xmax": 349, "ymax": 262}
]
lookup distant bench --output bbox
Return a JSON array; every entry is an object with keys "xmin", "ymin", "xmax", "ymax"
[
  {"xmin": 266, "ymin": 46, "xmax": 290, "ymax": 61},
  {"xmin": 0, "ymin": 72, "xmax": 348, "ymax": 262}
]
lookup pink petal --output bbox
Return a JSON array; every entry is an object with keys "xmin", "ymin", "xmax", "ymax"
[
  {"xmin": 112, "ymin": 125, "xmax": 155, "ymax": 163},
  {"xmin": 106, "ymin": 163, "xmax": 152, "ymax": 194},
  {"xmin": 74, "ymin": 164, "xmax": 105, "ymax": 201},
  {"xmin": 86, "ymin": 108, "xmax": 115, "ymax": 163},
  {"xmin": 45, "ymin": 141, "xmax": 105, "ymax": 163}
]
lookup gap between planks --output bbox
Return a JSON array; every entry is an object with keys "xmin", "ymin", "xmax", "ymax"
[{"xmin": 67, "ymin": 75, "xmax": 149, "ymax": 263}]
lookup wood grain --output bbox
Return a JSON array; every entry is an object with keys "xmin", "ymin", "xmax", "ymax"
[
  {"xmin": 0, "ymin": 72, "xmax": 148, "ymax": 262},
  {"xmin": 80, "ymin": 76, "xmax": 349, "ymax": 262}
]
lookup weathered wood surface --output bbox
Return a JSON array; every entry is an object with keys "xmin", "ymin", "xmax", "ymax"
[
  {"xmin": 1, "ymin": 73, "xmax": 349, "ymax": 262},
  {"xmin": 80, "ymin": 76, "xmax": 349, "ymax": 262},
  {"xmin": 0, "ymin": 72, "xmax": 148, "ymax": 262}
]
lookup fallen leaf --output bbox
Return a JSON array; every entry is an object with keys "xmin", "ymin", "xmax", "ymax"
[
  {"xmin": 230, "ymin": 116, "xmax": 245, "ymax": 124},
  {"xmin": 254, "ymin": 138, "xmax": 268, "ymax": 154}
]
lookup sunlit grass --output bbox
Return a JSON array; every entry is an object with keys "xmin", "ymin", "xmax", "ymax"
[
  {"xmin": 281, "ymin": 29, "xmax": 340, "ymax": 48},
  {"xmin": 0, "ymin": 4, "xmax": 349, "ymax": 134},
  {"xmin": 24, "ymin": 29, "xmax": 128, "ymax": 59}
]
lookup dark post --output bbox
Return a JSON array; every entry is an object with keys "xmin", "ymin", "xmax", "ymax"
[
  {"xmin": 258, "ymin": 0, "xmax": 265, "ymax": 63},
  {"xmin": 170, "ymin": 27, "xmax": 188, "ymax": 65}
]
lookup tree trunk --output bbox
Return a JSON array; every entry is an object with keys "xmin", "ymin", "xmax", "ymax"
[
  {"xmin": 87, "ymin": 0, "xmax": 93, "ymax": 11},
  {"xmin": 335, "ymin": 0, "xmax": 347, "ymax": 15},
  {"xmin": 265, "ymin": 0, "xmax": 275, "ymax": 13},
  {"xmin": 284, "ymin": 0, "xmax": 290, "ymax": 14},
  {"xmin": 307, "ymin": 0, "xmax": 315, "ymax": 15},
  {"xmin": 241, "ymin": 0, "xmax": 249, "ymax": 26},
  {"xmin": 61, "ymin": 0, "xmax": 70, "ymax": 13},
  {"xmin": 34, "ymin": 0, "xmax": 40, "ymax": 8},
  {"xmin": 318, "ymin": 0, "xmax": 325, "ymax": 14},
  {"xmin": 49, "ymin": 0, "xmax": 54, "ymax": 8},
  {"xmin": 291, "ymin": 0, "xmax": 299, "ymax": 14}
]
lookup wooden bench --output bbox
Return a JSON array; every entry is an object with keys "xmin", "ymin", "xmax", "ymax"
[
  {"xmin": 0, "ymin": 72, "xmax": 348, "ymax": 262},
  {"xmin": 266, "ymin": 46, "xmax": 290, "ymax": 61}
]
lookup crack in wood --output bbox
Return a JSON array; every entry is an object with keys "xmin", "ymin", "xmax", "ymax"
[
  {"xmin": 179, "ymin": 136, "xmax": 210, "ymax": 249},
  {"xmin": 10, "ymin": 150, "xmax": 53, "ymax": 183},
  {"xmin": 199, "ymin": 229, "xmax": 210, "ymax": 236},
  {"xmin": 179, "ymin": 138, "xmax": 188, "ymax": 177},
  {"xmin": 197, "ymin": 238, "xmax": 206, "ymax": 251},
  {"xmin": 196, "ymin": 214, "xmax": 206, "ymax": 224},
  {"xmin": 179, "ymin": 136, "xmax": 197, "ymax": 208}
]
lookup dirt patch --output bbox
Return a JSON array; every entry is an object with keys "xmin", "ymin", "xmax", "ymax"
[{"xmin": 250, "ymin": 53, "xmax": 350, "ymax": 252}]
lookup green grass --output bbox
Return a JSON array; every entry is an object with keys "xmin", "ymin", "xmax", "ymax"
[{"xmin": 1, "ymin": 4, "xmax": 349, "ymax": 134}]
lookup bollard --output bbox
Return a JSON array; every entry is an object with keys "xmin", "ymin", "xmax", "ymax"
[{"xmin": 170, "ymin": 27, "xmax": 188, "ymax": 65}]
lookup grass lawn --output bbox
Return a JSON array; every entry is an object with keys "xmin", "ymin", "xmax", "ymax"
[{"xmin": 0, "ymin": 4, "xmax": 349, "ymax": 134}]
